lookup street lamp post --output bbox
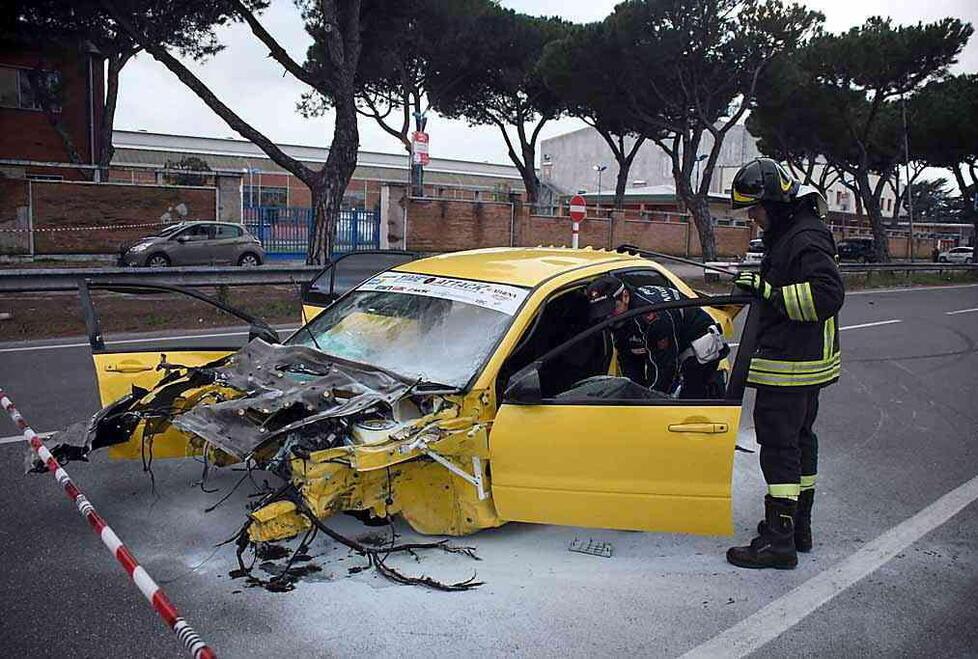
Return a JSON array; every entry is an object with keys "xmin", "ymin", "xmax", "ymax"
[{"xmin": 593, "ymin": 164, "xmax": 607, "ymax": 211}]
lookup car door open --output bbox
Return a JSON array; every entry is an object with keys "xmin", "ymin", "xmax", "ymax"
[
  {"xmin": 489, "ymin": 294, "xmax": 757, "ymax": 536},
  {"xmin": 78, "ymin": 280, "xmax": 279, "ymax": 459}
]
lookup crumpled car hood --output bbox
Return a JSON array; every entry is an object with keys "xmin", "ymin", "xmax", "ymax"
[{"xmin": 171, "ymin": 340, "xmax": 411, "ymax": 460}]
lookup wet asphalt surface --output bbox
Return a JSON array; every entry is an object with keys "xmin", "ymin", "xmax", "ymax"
[{"xmin": 0, "ymin": 283, "xmax": 976, "ymax": 657}]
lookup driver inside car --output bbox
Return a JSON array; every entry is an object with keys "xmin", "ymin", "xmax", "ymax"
[{"xmin": 585, "ymin": 276, "xmax": 729, "ymax": 399}]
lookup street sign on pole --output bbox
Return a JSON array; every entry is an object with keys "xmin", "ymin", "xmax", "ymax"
[
  {"xmin": 411, "ymin": 131, "xmax": 430, "ymax": 166},
  {"xmin": 569, "ymin": 194, "xmax": 586, "ymax": 249}
]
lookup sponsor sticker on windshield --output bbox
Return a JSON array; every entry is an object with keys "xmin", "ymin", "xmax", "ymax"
[{"xmin": 360, "ymin": 272, "xmax": 529, "ymax": 315}]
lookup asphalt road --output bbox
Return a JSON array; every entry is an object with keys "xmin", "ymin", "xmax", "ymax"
[{"xmin": 1, "ymin": 284, "xmax": 977, "ymax": 657}]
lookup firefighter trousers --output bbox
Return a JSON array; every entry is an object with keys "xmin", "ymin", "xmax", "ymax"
[{"xmin": 753, "ymin": 387, "xmax": 820, "ymax": 499}]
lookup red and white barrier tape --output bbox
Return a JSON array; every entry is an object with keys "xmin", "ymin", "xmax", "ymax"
[
  {"xmin": 0, "ymin": 388, "xmax": 216, "ymax": 659},
  {"xmin": 0, "ymin": 222, "xmax": 166, "ymax": 233}
]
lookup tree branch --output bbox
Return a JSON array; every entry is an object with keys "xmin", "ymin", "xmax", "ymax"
[
  {"xmin": 103, "ymin": 1, "xmax": 315, "ymax": 185},
  {"xmin": 231, "ymin": 0, "xmax": 319, "ymax": 88}
]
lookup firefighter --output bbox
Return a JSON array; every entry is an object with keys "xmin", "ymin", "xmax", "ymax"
[
  {"xmin": 726, "ymin": 158, "xmax": 844, "ymax": 569},
  {"xmin": 585, "ymin": 278, "xmax": 729, "ymax": 398}
]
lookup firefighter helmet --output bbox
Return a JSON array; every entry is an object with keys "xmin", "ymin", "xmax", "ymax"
[{"xmin": 730, "ymin": 158, "xmax": 800, "ymax": 209}]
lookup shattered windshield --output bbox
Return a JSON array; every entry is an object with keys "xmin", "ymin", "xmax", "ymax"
[{"xmin": 291, "ymin": 272, "xmax": 530, "ymax": 388}]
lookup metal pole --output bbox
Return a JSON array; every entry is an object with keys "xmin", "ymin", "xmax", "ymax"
[{"xmin": 902, "ymin": 94, "xmax": 915, "ymax": 262}]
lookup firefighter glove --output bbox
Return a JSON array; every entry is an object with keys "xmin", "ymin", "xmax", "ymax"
[{"xmin": 734, "ymin": 271, "xmax": 774, "ymax": 300}]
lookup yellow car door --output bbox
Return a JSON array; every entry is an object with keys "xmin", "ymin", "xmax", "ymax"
[
  {"xmin": 489, "ymin": 295, "xmax": 756, "ymax": 536},
  {"xmin": 79, "ymin": 281, "xmax": 280, "ymax": 458}
]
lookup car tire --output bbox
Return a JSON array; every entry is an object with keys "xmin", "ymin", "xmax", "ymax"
[
  {"xmin": 939, "ymin": 256, "xmax": 948, "ymax": 263},
  {"xmin": 238, "ymin": 252, "xmax": 261, "ymax": 267},
  {"xmin": 146, "ymin": 253, "xmax": 170, "ymax": 268},
  {"xmin": 967, "ymin": 257, "xmax": 973, "ymax": 264}
]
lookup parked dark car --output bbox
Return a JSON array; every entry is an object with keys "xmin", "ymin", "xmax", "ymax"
[
  {"xmin": 836, "ymin": 238, "xmax": 877, "ymax": 263},
  {"xmin": 119, "ymin": 221, "xmax": 265, "ymax": 267}
]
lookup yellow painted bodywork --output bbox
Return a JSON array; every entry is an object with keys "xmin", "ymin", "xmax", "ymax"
[
  {"xmin": 301, "ymin": 304, "xmax": 325, "ymax": 323},
  {"xmin": 489, "ymin": 404, "xmax": 741, "ymax": 536},
  {"xmin": 93, "ymin": 248, "xmax": 744, "ymax": 541},
  {"xmin": 92, "ymin": 351, "xmax": 232, "ymax": 407}
]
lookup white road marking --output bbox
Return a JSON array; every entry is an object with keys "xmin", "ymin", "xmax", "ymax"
[
  {"xmin": 0, "ymin": 327, "xmax": 301, "ymax": 354},
  {"xmin": 0, "ymin": 431, "xmax": 53, "ymax": 445},
  {"xmin": 728, "ymin": 318, "xmax": 902, "ymax": 348},
  {"xmin": 847, "ymin": 283, "xmax": 978, "ymax": 295},
  {"xmin": 838, "ymin": 319, "xmax": 902, "ymax": 331},
  {"xmin": 681, "ymin": 472, "xmax": 978, "ymax": 659},
  {"xmin": 946, "ymin": 307, "xmax": 978, "ymax": 316}
]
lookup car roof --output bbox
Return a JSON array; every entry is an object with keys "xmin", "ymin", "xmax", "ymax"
[{"xmin": 393, "ymin": 247, "xmax": 652, "ymax": 287}]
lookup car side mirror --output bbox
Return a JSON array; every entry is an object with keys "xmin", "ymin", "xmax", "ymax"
[
  {"xmin": 248, "ymin": 323, "xmax": 280, "ymax": 344},
  {"xmin": 504, "ymin": 363, "xmax": 543, "ymax": 404},
  {"xmin": 177, "ymin": 235, "xmax": 190, "ymax": 243}
]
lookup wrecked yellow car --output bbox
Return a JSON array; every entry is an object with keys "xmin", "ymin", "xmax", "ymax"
[{"xmin": 66, "ymin": 247, "xmax": 756, "ymax": 548}]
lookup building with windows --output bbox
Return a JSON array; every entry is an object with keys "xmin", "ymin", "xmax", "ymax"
[
  {"xmin": 0, "ymin": 43, "xmax": 105, "ymax": 178},
  {"xmin": 541, "ymin": 124, "xmax": 902, "ymax": 221}
]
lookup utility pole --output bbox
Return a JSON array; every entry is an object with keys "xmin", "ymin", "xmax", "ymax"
[{"xmin": 902, "ymin": 93, "xmax": 915, "ymax": 262}]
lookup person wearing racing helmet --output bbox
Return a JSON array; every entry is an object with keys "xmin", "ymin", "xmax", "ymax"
[
  {"xmin": 726, "ymin": 157, "xmax": 844, "ymax": 570},
  {"xmin": 585, "ymin": 277, "xmax": 729, "ymax": 399}
]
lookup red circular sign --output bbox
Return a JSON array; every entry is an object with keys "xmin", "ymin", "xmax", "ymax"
[{"xmin": 568, "ymin": 194, "xmax": 587, "ymax": 222}]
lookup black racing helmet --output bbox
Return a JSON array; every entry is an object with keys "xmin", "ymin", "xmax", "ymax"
[{"xmin": 730, "ymin": 158, "xmax": 800, "ymax": 209}]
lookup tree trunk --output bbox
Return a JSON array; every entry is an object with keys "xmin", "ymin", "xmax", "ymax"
[
  {"xmin": 98, "ymin": 51, "xmax": 133, "ymax": 180},
  {"xmin": 855, "ymin": 171, "xmax": 891, "ymax": 262},
  {"xmin": 307, "ymin": 95, "xmax": 359, "ymax": 265},
  {"xmin": 675, "ymin": 174, "xmax": 716, "ymax": 260},
  {"xmin": 520, "ymin": 142, "xmax": 540, "ymax": 208},
  {"xmin": 613, "ymin": 164, "xmax": 629, "ymax": 210}
]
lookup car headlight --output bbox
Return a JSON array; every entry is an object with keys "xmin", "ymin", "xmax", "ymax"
[{"xmin": 129, "ymin": 242, "xmax": 152, "ymax": 253}]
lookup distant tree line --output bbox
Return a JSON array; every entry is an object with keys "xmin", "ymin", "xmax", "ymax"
[{"xmin": 5, "ymin": 1, "xmax": 974, "ymax": 262}]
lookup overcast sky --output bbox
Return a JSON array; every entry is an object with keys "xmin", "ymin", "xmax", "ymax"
[{"xmin": 114, "ymin": 0, "xmax": 978, "ymax": 165}]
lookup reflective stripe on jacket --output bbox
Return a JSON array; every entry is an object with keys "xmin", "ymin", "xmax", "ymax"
[{"xmin": 747, "ymin": 208, "xmax": 844, "ymax": 389}]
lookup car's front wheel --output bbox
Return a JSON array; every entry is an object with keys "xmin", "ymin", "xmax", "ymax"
[
  {"xmin": 146, "ymin": 253, "xmax": 170, "ymax": 268},
  {"xmin": 939, "ymin": 256, "xmax": 948, "ymax": 263},
  {"xmin": 238, "ymin": 252, "xmax": 261, "ymax": 267}
]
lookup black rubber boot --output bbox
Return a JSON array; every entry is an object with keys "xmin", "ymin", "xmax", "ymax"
[
  {"xmin": 727, "ymin": 496, "xmax": 798, "ymax": 570},
  {"xmin": 794, "ymin": 489, "xmax": 814, "ymax": 553}
]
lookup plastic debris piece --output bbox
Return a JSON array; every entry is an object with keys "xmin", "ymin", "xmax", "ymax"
[{"xmin": 569, "ymin": 537, "xmax": 614, "ymax": 558}]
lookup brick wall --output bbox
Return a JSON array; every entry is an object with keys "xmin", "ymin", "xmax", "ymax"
[
  {"xmin": 405, "ymin": 198, "xmax": 513, "ymax": 251},
  {"xmin": 31, "ymin": 181, "xmax": 216, "ymax": 253},
  {"xmin": 0, "ymin": 48, "xmax": 104, "ymax": 177},
  {"xmin": 516, "ymin": 213, "xmax": 611, "ymax": 248},
  {"xmin": 688, "ymin": 225, "xmax": 752, "ymax": 258},
  {"xmin": 611, "ymin": 218, "xmax": 689, "ymax": 255}
]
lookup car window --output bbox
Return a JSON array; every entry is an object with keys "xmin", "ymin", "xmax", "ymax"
[
  {"xmin": 505, "ymin": 297, "xmax": 747, "ymax": 404},
  {"xmin": 292, "ymin": 272, "xmax": 530, "ymax": 388},
  {"xmin": 176, "ymin": 224, "xmax": 214, "ymax": 239},
  {"xmin": 215, "ymin": 224, "xmax": 243, "ymax": 238}
]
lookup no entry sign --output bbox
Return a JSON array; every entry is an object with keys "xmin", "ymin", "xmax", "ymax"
[
  {"xmin": 568, "ymin": 194, "xmax": 586, "ymax": 249},
  {"xmin": 569, "ymin": 195, "xmax": 587, "ymax": 221}
]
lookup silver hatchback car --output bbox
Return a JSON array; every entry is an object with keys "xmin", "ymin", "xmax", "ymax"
[{"xmin": 120, "ymin": 222, "xmax": 266, "ymax": 267}]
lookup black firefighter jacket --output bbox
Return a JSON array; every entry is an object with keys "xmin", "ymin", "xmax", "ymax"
[{"xmin": 747, "ymin": 207, "xmax": 845, "ymax": 390}]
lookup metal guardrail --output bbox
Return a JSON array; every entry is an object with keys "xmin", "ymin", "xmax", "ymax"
[
  {"xmin": 0, "ymin": 260, "xmax": 974, "ymax": 294},
  {"xmin": 0, "ymin": 265, "xmax": 321, "ymax": 293}
]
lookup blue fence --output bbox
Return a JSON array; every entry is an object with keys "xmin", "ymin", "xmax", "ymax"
[{"xmin": 243, "ymin": 206, "xmax": 380, "ymax": 260}]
